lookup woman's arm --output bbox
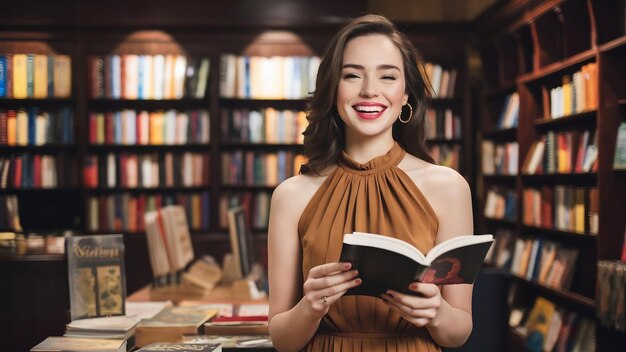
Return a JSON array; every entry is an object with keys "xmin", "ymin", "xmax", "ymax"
[
  {"xmin": 268, "ymin": 178, "xmax": 360, "ymax": 351},
  {"xmin": 382, "ymin": 167, "xmax": 474, "ymax": 347}
]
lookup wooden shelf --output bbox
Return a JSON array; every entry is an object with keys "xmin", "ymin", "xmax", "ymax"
[
  {"xmin": 519, "ymin": 49, "xmax": 597, "ymax": 85},
  {"xmin": 534, "ymin": 110, "xmax": 597, "ymax": 130},
  {"xmin": 220, "ymin": 142, "xmax": 303, "ymax": 149},
  {"xmin": 0, "ymin": 145, "xmax": 76, "ymax": 152},
  {"xmin": 483, "ymin": 127, "xmax": 517, "ymax": 140},
  {"xmin": 220, "ymin": 184, "xmax": 276, "ymax": 191},
  {"xmin": 0, "ymin": 249, "xmax": 65, "ymax": 262},
  {"xmin": 520, "ymin": 225, "xmax": 597, "ymax": 241},
  {"xmin": 483, "ymin": 217, "xmax": 517, "ymax": 226},
  {"xmin": 85, "ymin": 186, "xmax": 209, "ymax": 193},
  {"xmin": 0, "ymin": 98, "xmax": 74, "ymax": 107},
  {"xmin": 87, "ymin": 98, "xmax": 208, "ymax": 109},
  {"xmin": 599, "ymin": 35, "xmax": 626, "ymax": 54},
  {"xmin": 483, "ymin": 174, "xmax": 517, "ymax": 183},
  {"xmin": 87, "ymin": 144, "xmax": 210, "ymax": 151},
  {"xmin": 0, "ymin": 187, "xmax": 80, "ymax": 193},
  {"xmin": 520, "ymin": 173, "xmax": 597, "ymax": 186},
  {"xmin": 219, "ymin": 98, "xmax": 308, "ymax": 110},
  {"xmin": 511, "ymin": 274, "xmax": 596, "ymax": 315}
]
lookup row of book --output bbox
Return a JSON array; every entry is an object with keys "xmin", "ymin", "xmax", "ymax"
[
  {"xmin": 429, "ymin": 144, "xmax": 461, "ymax": 171},
  {"xmin": 423, "ymin": 62, "xmax": 457, "ymax": 98},
  {"xmin": 522, "ymin": 186, "xmax": 598, "ymax": 235},
  {"xmin": 597, "ymin": 260, "xmax": 626, "ymax": 331},
  {"xmin": 35, "ymin": 300, "xmax": 270, "ymax": 350},
  {"xmin": 497, "ymin": 233, "xmax": 579, "ymax": 290},
  {"xmin": 424, "ymin": 107, "xmax": 462, "ymax": 140},
  {"xmin": 522, "ymin": 129, "xmax": 598, "ymax": 175},
  {"xmin": 0, "ymin": 54, "xmax": 72, "ymax": 99},
  {"xmin": 0, "ymin": 108, "xmax": 74, "ymax": 145},
  {"xmin": 219, "ymin": 54, "xmax": 320, "ymax": 99},
  {"xmin": 87, "ymin": 192, "xmax": 210, "ymax": 232},
  {"xmin": 484, "ymin": 187, "xmax": 517, "ymax": 221},
  {"xmin": 549, "ymin": 63, "xmax": 598, "ymax": 119},
  {"xmin": 219, "ymin": 191, "xmax": 270, "ymax": 230},
  {"xmin": 497, "ymin": 92, "xmax": 519, "ymax": 129},
  {"xmin": 0, "ymin": 195, "xmax": 21, "ymax": 231},
  {"xmin": 0, "ymin": 154, "xmax": 76, "ymax": 189},
  {"xmin": 221, "ymin": 151, "xmax": 304, "ymax": 187},
  {"xmin": 89, "ymin": 109, "xmax": 210, "ymax": 146},
  {"xmin": 221, "ymin": 107, "xmax": 307, "ymax": 144},
  {"xmin": 84, "ymin": 152, "xmax": 210, "ymax": 189},
  {"xmin": 88, "ymin": 55, "xmax": 210, "ymax": 100},
  {"xmin": 481, "ymin": 141, "xmax": 519, "ymax": 176},
  {"xmin": 510, "ymin": 295, "xmax": 595, "ymax": 352}
]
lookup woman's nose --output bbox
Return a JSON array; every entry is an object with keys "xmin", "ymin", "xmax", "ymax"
[{"xmin": 360, "ymin": 78, "xmax": 379, "ymax": 98}]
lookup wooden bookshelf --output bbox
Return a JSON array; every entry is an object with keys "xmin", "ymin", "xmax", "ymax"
[{"xmin": 476, "ymin": 0, "xmax": 626, "ymax": 349}]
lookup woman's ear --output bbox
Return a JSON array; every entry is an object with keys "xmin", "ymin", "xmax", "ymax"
[{"xmin": 402, "ymin": 93, "xmax": 409, "ymax": 105}]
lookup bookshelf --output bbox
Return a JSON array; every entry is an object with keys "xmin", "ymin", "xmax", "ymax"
[
  {"xmin": 0, "ymin": 3, "xmax": 476, "ymax": 351},
  {"xmin": 476, "ymin": 0, "xmax": 626, "ymax": 349},
  {"xmin": 0, "ymin": 41, "xmax": 79, "ymax": 235}
]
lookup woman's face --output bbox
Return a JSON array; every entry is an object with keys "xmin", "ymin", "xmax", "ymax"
[{"xmin": 336, "ymin": 33, "xmax": 408, "ymax": 140}]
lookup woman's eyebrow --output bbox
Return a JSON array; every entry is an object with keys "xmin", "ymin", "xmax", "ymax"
[{"xmin": 342, "ymin": 63, "xmax": 400, "ymax": 71}]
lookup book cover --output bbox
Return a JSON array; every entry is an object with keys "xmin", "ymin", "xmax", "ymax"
[
  {"xmin": 135, "ymin": 306, "xmax": 218, "ymax": 348},
  {"xmin": 30, "ymin": 336, "xmax": 126, "ymax": 352},
  {"xmin": 66, "ymin": 234, "xmax": 126, "ymax": 320},
  {"xmin": 339, "ymin": 232, "xmax": 493, "ymax": 296},
  {"xmin": 137, "ymin": 343, "xmax": 221, "ymax": 352}
]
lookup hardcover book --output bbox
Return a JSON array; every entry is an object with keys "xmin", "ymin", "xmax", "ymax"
[
  {"xmin": 30, "ymin": 336, "xmax": 126, "ymax": 352},
  {"xmin": 134, "ymin": 306, "xmax": 218, "ymax": 348},
  {"xmin": 137, "ymin": 343, "xmax": 221, "ymax": 352},
  {"xmin": 66, "ymin": 234, "xmax": 126, "ymax": 320},
  {"xmin": 339, "ymin": 232, "xmax": 493, "ymax": 296}
]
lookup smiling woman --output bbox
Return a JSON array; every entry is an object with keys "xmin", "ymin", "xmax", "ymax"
[{"xmin": 267, "ymin": 14, "xmax": 475, "ymax": 352}]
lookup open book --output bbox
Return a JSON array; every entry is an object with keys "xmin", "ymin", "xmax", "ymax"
[{"xmin": 339, "ymin": 232, "xmax": 493, "ymax": 297}]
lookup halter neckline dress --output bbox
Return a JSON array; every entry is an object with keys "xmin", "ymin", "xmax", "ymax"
[{"xmin": 298, "ymin": 142, "xmax": 441, "ymax": 351}]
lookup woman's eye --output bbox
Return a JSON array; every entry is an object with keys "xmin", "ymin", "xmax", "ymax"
[
  {"xmin": 382, "ymin": 75, "xmax": 396, "ymax": 80},
  {"xmin": 343, "ymin": 73, "xmax": 360, "ymax": 79}
]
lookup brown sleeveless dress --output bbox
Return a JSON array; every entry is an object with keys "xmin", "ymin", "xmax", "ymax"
[{"xmin": 298, "ymin": 142, "xmax": 441, "ymax": 351}]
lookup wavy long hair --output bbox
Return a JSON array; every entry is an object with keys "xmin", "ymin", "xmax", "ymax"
[{"xmin": 301, "ymin": 14, "xmax": 434, "ymax": 175}]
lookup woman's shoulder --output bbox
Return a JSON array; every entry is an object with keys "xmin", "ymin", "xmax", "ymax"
[
  {"xmin": 400, "ymin": 154, "xmax": 470, "ymax": 203},
  {"xmin": 272, "ymin": 165, "xmax": 337, "ymax": 209}
]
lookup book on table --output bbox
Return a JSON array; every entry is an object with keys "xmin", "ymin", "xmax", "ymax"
[
  {"xmin": 339, "ymin": 232, "xmax": 493, "ymax": 296},
  {"xmin": 64, "ymin": 315, "xmax": 141, "ymax": 340},
  {"xmin": 134, "ymin": 305, "xmax": 219, "ymax": 348},
  {"xmin": 137, "ymin": 342, "xmax": 222, "ymax": 352},
  {"xmin": 65, "ymin": 234, "xmax": 126, "ymax": 320},
  {"xmin": 30, "ymin": 336, "xmax": 126, "ymax": 352},
  {"xmin": 184, "ymin": 335, "xmax": 272, "ymax": 349}
]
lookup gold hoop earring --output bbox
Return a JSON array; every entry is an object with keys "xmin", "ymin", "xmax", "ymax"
[{"xmin": 399, "ymin": 103, "xmax": 413, "ymax": 124}]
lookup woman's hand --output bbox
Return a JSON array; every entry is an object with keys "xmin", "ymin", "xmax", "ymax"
[
  {"xmin": 302, "ymin": 262, "xmax": 361, "ymax": 318},
  {"xmin": 381, "ymin": 282, "xmax": 442, "ymax": 327}
]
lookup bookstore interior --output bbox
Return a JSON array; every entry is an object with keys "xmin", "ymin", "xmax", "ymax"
[{"xmin": 1, "ymin": 0, "xmax": 625, "ymax": 351}]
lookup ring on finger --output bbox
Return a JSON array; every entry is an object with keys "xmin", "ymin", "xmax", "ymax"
[{"xmin": 323, "ymin": 295, "xmax": 328, "ymax": 303}]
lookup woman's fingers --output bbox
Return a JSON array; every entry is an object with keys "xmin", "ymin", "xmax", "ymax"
[
  {"xmin": 303, "ymin": 269, "xmax": 358, "ymax": 294},
  {"xmin": 308, "ymin": 262, "xmax": 352, "ymax": 279}
]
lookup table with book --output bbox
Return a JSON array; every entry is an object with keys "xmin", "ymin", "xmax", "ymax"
[{"xmin": 29, "ymin": 205, "xmax": 275, "ymax": 352}]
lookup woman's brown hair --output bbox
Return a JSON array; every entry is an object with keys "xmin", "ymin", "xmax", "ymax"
[{"xmin": 301, "ymin": 14, "xmax": 434, "ymax": 175}]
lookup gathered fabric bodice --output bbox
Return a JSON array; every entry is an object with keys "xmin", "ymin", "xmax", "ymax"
[{"xmin": 298, "ymin": 142, "xmax": 441, "ymax": 351}]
